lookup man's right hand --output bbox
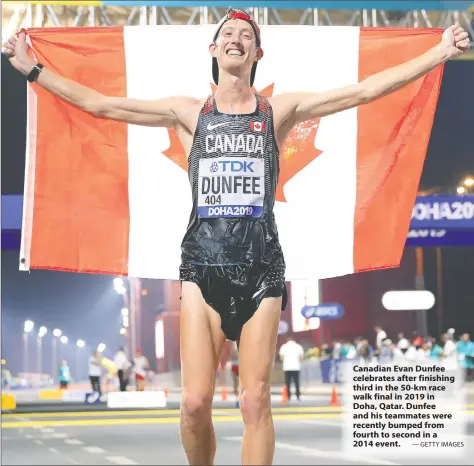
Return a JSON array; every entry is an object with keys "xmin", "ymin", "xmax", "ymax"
[{"xmin": 3, "ymin": 31, "xmax": 37, "ymax": 75}]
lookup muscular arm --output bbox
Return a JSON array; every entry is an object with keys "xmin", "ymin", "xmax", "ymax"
[{"xmin": 274, "ymin": 44, "xmax": 450, "ymax": 129}]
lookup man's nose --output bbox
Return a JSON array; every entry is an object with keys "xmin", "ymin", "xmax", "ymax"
[{"xmin": 229, "ymin": 34, "xmax": 243, "ymax": 46}]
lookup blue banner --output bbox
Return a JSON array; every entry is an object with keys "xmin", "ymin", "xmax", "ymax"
[
  {"xmin": 301, "ymin": 303, "xmax": 345, "ymax": 319},
  {"xmin": 1, "ymin": 195, "xmax": 23, "ymax": 230},
  {"xmin": 410, "ymin": 195, "xmax": 474, "ymax": 230},
  {"xmin": 1, "ymin": 231, "xmax": 21, "ymax": 250},
  {"xmin": 406, "ymin": 229, "xmax": 474, "ymax": 247}
]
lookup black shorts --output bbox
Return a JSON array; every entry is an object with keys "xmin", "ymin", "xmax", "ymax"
[{"xmin": 180, "ymin": 261, "xmax": 287, "ymax": 341}]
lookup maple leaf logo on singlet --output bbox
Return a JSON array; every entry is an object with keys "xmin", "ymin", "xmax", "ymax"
[{"xmin": 162, "ymin": 83, "xmax": 323, "ymax": 203}]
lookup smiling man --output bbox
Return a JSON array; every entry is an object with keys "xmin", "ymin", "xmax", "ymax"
[{"xmin": 3, "ymin": 7, "xmax": 470, "ymax": 465}]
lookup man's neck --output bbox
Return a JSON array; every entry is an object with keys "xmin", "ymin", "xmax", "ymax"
[{"xmin": 214, "ymin": 71, "xmax": 254, "ymax": 112}]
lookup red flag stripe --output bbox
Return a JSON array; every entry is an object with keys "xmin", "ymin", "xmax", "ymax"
[
  {"xmin": 26, "ymin": 27, "xmax": 129, "ymax": 275},
  {"xmin": 354, "ymin": 28, "xmax": 444, "ymax": 273}
]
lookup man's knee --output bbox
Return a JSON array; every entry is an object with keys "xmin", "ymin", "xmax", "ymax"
[
  {"xmin": 239, "ymin": 381, "xmax": 270, "ymax": 425},
  {"xmin": 182, "ymin": 391, "xmax": 213, "ymax": 422}
]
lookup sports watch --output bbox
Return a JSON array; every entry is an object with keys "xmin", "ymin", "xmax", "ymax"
[{"xmin": 26, "ymin": 63, "xmax": 44, "ymax": 83}]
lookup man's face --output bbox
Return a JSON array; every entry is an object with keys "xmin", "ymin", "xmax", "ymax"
[
  {"xmin": 210, "ymin": 19, "xmax": 263, "ymax": 73},
  {"xmin": 462, "ymin": 333, "xmax": 470, "ymax": 342}
]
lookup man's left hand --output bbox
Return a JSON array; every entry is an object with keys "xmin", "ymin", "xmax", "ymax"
[{"xmin": 441, "ymin": 24, "xmax": 471, "ymax": 59}]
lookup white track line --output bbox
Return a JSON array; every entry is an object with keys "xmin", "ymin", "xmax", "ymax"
[
  {"xmin": 48, "ymin": 448, "xmax": 59, "ymax": 454},
  {"xmin": 64, "ymin": 439, "xmax": 84, "ymax": 445},
  {"xmin": 34, "ymin": 440, "xmax": 43, "ymax": 445},
  {"xmin": 51, "ymin": 432, "xmax": 69, "ymax": 439},
  {"xmin": 300, "ymin": 419, "xmax": 343, "ymax": 428},
  {"xmin": 82, "ymin": 446, "xmax": 107, "ymax": 454},
  {"xmin": 105, "ymin": 456, "xmax": 139, "ymax": 465}
]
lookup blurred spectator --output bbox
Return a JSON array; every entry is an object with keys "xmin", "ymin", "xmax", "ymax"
[
  {"xmin": 405, "ymin": 342, "xmax": 426, "ymax": 362},
  {"xmin": 425, "ymin": 338, "xmax": 443, "ymax": 361},
  {"xmin": 2, "ymin": 369, "xmax": 12, "ymax": 389},
  {"xmin": 88, "ymin": 350, "xmax": 102, "ymax": 393},
  {"xmin": 379, "ymin": 339, "xmax": 394, "ymax": 364},
  {"xmin": 412, "ymin": 331, "xmax": 423, "ymax": 349},
  {"xmin": 375, "ymin": 326, "xmax": 387, "ymax": 350},
  {"xmin": 58, "ymin": 360, "xmax": 71, "ymax": 389},
  {"xmin": 320, "ymin": 343, "xmax": 333, "ymax": 360},
  {"xmin": 456, "ymin": 333, "xmax": 474, "ymax": 381},
  {"xmin": 229, "ymin": 342, "xmax": 240, "ymax": 406},
  {"xmin": 279, "ymin": 337, "xmax": 304, "ymax": 401},
  {"xmin": 113, "ymin": 346, "xmax": 129, "ymax": 392},
  {"xmin": 341, "ymin": 341, "xmax": 356, "ymax": 359},
  {"xmin": 133, "ymin": 348, "xmax": 149, "ymax": 392},
  {"xmin": 304, "ymin": 346, "xmax": 320, "ymax": 360},
  {"xmin": 397, "ymin": 333, "xmax": 410, "ymax": 354},
  {"xmin": 332, "ymin": 341, "xmax": 342, "ymax": 359},
  {"xmin": 442, "ymin": 332, "xmax": 457, "ymax": 369},
  {"xmin": 357, "ymin": 338, "xmax": 373, "ymax": 363}
]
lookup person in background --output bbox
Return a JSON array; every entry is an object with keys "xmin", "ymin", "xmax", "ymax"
[
  {"xmin": 412, "ymin": 331, "xmax": 424, "ymax": 349},
  {"xmin": 1, "ymin": 369, "xmax": 12, "ymax": 390},
  {"xmin": 379, "ymin": 339, "xmax": 394, "ymax": 364},
  {"xmin": 332, "ymin": 341, "xmax": 342, "ymax": 359},
  {"xmin": 456, "ymin": 333, "xmax": 474, "ymax": 382},
  {"xmin": 441, "ymin": 332, "xmax": 457, "ymax": 369},
  {"xmin": 279, "ymin": 337, "xmax": 304, "ymax": 401},
  {"xmin": 426, "ymin": 338, "xmax": 443, "ymax": 361},
  {"xmin": 133, "ymin": 348, "xmax": 149, "ymax": 392},
  {"xmin": 229, "ymin": 342, "xmax": 240, "ymax": 407},
  {"xmin": 358, "ymin": 338, "xmax": 374, "ymax": 364},
  {"xmin": 344, "ymin": 341, "xmax": 357, "ymax": 360},
  {"xmin": 114, "ymin": 346, "xmax": 129, "ymax": 392},
  {"xmin": 58, "ymin": 360, "xmax": 71, "ymax": 389},
  {"xmin": 374, "ymin": 326, "xmax": 387, "ymax": 351},
  {"xmin": 397, "ymin": 333, "xmax": 410, "ymax": 355},
  {"xmin": 88, "ymin": 350, "xmax": 102, "ymax": 393}
]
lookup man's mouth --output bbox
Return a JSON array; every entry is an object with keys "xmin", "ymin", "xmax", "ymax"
[{"xmin": 226, "ymin": 49, "xmax": 244, "ymax": 56}]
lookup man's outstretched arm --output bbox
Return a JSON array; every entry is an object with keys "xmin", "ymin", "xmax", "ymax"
[
  {"xmin": 275, "ymin": 25, "xmax": 470, "ymax": 128},
  {"xmin": 3, "ymin": 32, "xmax": 194, "ymax": 129}
]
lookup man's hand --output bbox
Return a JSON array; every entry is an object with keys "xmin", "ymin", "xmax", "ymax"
[
  {"xmin": 2, "ymin": 31, "xmax": 37, "ymax": 75},
  {"xmin": 440, "ymin": 24, "xmax": 471, "ymax": 59}
]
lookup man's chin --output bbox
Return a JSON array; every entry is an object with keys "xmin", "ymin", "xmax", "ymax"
[{"xmin": 220, "ymin": 62, "xmax": 249, "ymax": 74}]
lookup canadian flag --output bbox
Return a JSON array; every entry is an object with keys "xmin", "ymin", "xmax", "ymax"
[
  {"xmin": 250, "ymin": 121, "xmax": 265, "ymax": 132},
  {"xmin": 20, "ymin": 25, "xmax": 443, "ymax": 281}
]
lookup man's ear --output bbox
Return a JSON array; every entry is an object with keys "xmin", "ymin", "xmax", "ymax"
[
  {"xmin": 256, "ymin": 47, "xmax": 264, "ymax": 61},
  {"xmin": 209, "ymin": 42, "xmax": 218, "ymax": 57}
]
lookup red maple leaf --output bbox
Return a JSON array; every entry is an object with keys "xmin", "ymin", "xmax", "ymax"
[
  {"xmin": 278, "ymin": 119, "xmax": 323, "ymax": 202},
  {"xmin": 162, "ymin": 83, "xmax": 323, "ymax": 203}
]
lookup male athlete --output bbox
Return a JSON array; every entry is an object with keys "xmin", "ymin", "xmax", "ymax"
[{"xmin": 4, "ymin": 8, "xmax": 470, "ymax": 465}]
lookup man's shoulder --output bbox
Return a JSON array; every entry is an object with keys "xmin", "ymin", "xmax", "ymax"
[{"xmin": 174, "ymin": 96, "xmax": 208, "ymax": 110}]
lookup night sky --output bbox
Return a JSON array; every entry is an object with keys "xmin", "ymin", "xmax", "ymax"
[{"xmin": 1, "ymin": 55, "xmax": 473, "ymax": 375}]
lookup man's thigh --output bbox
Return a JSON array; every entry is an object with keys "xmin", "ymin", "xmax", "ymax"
[
  {"xmin": 238, "ymin": 296, "xmax": 282, "ymax": 389},
  {"xmin": 180, "ymin": 281, "xmax": 227, "ymax": 395}
]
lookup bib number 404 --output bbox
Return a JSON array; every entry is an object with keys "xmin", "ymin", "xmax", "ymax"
[{"xmin": 204, "ymin": 195, "xmax": 222, "ymax": 205}]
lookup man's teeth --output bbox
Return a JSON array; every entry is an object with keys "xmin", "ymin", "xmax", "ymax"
[{"xmin": 227, "ymin": 50, "xmax": 243, "ymax": 56}]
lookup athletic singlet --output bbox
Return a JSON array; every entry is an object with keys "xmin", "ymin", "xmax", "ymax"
[{"xmin": 180, "ymin": 94, "xmax": 284, "ymax": 268}]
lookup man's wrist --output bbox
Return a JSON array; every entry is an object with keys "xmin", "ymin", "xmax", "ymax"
[
  {"xmin": 432, "ymin": 44, "xmax": 452, "ymax": 63},
  {"xmin": 20, "ymin": 60, "xmax": 38, "ymax": 76}
]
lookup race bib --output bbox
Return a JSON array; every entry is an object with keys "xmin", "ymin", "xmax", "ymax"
[{"xmin": 198, "ymin": 157, "xmax": 265, "ymax": 218}]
